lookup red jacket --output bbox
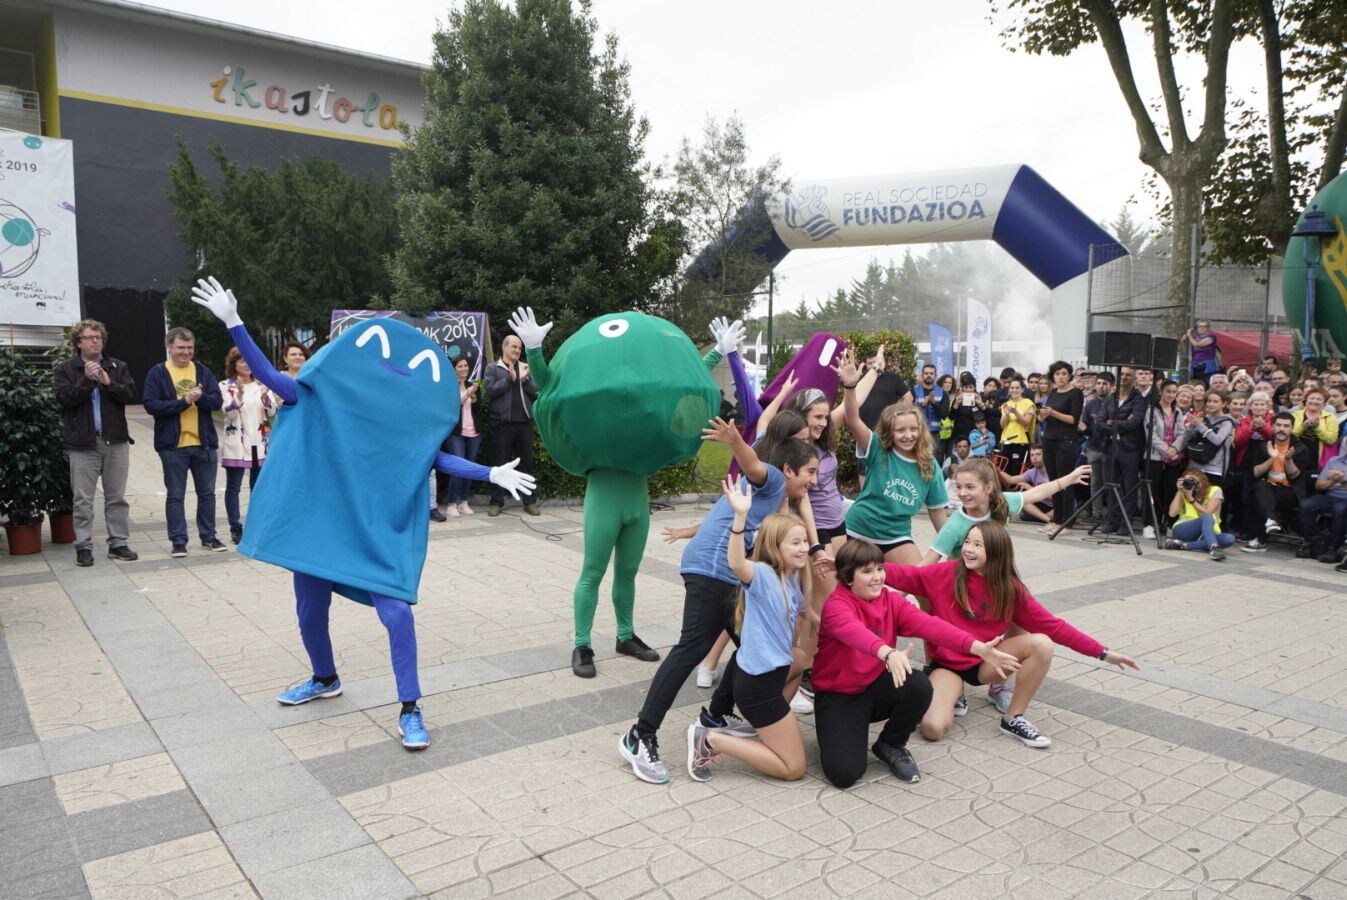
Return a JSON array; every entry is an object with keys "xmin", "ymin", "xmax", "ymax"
[
  {"xmin": 882, "ymin": 562, "xmax": 1104, "ymax": 669},
  {"xmin": 814, "ymin": 582, "xmax": 977, "ymax": 694},
  {"xmin": 1233, "ymin": 413, "xmax": 1274, "ymax": 468}
]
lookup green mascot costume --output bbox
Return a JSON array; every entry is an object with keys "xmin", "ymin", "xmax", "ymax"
[
  {"xmin": 507, "ymin": 307, "xmax": 727, "ymax": 678},
  {"xmin": 1283, "ymin": 171, "xmax": 1347, "ymax": 362}
]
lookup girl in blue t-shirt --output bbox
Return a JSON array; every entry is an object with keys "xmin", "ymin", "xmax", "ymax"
[{"xmin": 685, "ymin": 477, "xmax": 815, "ymax": 783}]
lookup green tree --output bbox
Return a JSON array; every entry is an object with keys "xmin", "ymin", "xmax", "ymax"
[
  {"xmin": 660, "ymin": 116, "xmax": 789, "ymax": 335},
  {"xmin": 164, "ymin": 140, "xmax": 398, "ymax": 367},
  {"xmin": 390, "ymin": 0, "xmax": 676, "ymax": 350},
  {"xmin": 1200, "ymin": 0, "xmax": 1346, "ymax": 264},
  {"xmin": 992, "ymin": 0, "xmax": 1236, "ymax": 335}
]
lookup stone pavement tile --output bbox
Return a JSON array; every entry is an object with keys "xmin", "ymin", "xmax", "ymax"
[
  {"xmin": 305, "ymin": 735, "xmax": 437, "ymax": 796},
  {"xmin": 66, "ymin": 789, "xmax": 213, "ymax": 864},
  {"xmin": 218, "ymin": 798, "xmax": 372, "ymax": 877},
  {"xmin": 184, "ymin": 758, "xmax": 330, "ymax": 828},
  {"xmin": 1, "ymin": 775, "xmax": 65, "ymax": 822},
  {"xmin": 80, "ymin": 831, "xmax": 255, "ymax": 900},
  {"xmin": 1, "ymin": 814, "xmax": 77, "ymax": 882},
  {"xmin": 273, "ymin": 710, "xmax": 390, "ymax": 761},
  {"xmin": 52, "ymin": 751, "xmax": 186, "ymax": 814},
  {"xmin": 150, "ymin": 702, "xmax": 270, "ymax": 751},
  {"xmin": 250, "ymin": 844, "xmax": 417, "ymax": 900},
  {"xmin": 39, "ymin": 720, "xmax": 164, "ymax": 777},
  {"xmin": 7, "ymin": 865, "xmax": 92, "ymax": 899},
  {"xmin": 0, "ymin": 741, "xmax": 48, "ymax": 787}
]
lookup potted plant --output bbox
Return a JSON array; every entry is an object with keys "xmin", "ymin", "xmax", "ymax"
[
  {"xmin": 0, "ymin": 348, "xmax": 59, "ymax": 555},
  {"xmin": 40, "ymin": 346, "xmax": 76, "ymax": 544}
]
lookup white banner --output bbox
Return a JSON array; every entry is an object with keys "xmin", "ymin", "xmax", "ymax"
[
  {"xmin": 0, "ymin": 133, "xmax": 80, "ymax": 327},
  {"xmin": 768, "ymin": 165, "xmax": 1018, "ymax": 250},
  {"xmin": 967, "ymin": 297, "xmax": 992, "ymax": 386}
]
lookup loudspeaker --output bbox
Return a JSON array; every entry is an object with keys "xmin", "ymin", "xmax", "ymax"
[
  {"xmin": 1087, "ymin": 331, "xmax": 1152, "ymax": 367},
  {"xmin": 1151, "ymin": 337, "xmax": 1179, "ymax": 370}
]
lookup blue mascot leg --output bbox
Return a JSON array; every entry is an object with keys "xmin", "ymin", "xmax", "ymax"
[
  {"xmin": 294, "ymin": 572, "xmax": 337, "ymax": 679},
  {"xmin": 372, "ymin": 595, "xmax": 421, "ymax": 703}
]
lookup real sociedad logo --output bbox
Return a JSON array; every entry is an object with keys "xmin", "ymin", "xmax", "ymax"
[{"xmin": 783, "ymin": 185, "xmax": 841, "ymax": 242}]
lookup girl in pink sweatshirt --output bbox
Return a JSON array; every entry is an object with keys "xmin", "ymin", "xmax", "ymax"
[
  {"xmin": 813, "ymin": 540, "xmax": 1018, "ymax": 787},
  {"xmin": 883, "ymin": 520, "xmax": 1139, "ymax": 749}
]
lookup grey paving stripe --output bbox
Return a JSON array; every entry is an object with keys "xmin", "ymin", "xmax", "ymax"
[
  {"xmin": 1036, "ymin": 678, "xmax": 1347, "ymax": 798},
  {"xmin": 0, "ymin": 570, "xmax": 59, "ymax": 588},
  {"xmin": 65, "ymin": 788, "xmax": 212, "ymax": 864},
  {"xmin": 0, "ymin": 615, "xmax": 39, "ymax": 751},
  {"xmin": 0, "ymin": 778, "xmax": 92, "ymax": 899}
]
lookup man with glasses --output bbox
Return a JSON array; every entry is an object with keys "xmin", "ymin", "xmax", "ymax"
[{"xmin": 53, "ymin": 320, "xmax": 139, "ymax": 566}]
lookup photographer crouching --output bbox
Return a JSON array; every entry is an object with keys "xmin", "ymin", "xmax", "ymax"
[{"xmin": 1165, "ymin": 469, "xmax": 1236, "ymax": 561}]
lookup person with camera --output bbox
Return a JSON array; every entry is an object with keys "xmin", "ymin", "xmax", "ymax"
[
  {"xmin": 998, "ymin": 376, "xmax": 1036, "ymax": 475},
  {"xmin": 1165, "ymin": 469, "xmax": 1235, "ymax": 560},
  {"xmin": 1179, "ymin": 389, "xmax": 1235, "ymax": 487},
  {"xmin": 1243, "ymin": 412, "xmax": 1312, "ymax": 552}
]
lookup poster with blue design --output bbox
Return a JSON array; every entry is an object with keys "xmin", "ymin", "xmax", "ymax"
[
  {"xmin": 330, "ymin": 310, "xmax": 491, "ymax": 380},
  {"xmin": 0, "ymin": 132, "xmax": 80, "ymax": 327}
]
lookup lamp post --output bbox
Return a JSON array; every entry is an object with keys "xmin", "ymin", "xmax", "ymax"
[{"xmin": 1291, "ymin": 206, "xmax": 1340, "ymax": 363}]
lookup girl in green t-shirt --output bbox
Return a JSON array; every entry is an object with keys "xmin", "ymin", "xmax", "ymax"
[{"xmin": 839, "ymin": 355, "xmax": 947, "ymax": 563}]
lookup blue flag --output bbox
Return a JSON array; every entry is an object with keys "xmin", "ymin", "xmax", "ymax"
[{"xmin": 928, "ymin": 323, "xmax": 954, "ymax": 378}]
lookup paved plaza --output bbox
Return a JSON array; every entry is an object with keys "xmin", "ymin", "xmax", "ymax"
[{"xmin": 3, "ymin": 411, "xmax": 1347, "ymax": 899}]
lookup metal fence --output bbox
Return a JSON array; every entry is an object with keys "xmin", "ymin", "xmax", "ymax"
[{"xmin": 1086, "ymin": 244, "xmax": 1292, "ymax": 363}]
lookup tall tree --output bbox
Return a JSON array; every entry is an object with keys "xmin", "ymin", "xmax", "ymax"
[
  {"xmin": 660, "ymin": 116, "xmax": 789, "ymax": 335},
  {"xmin": 164, "ymin": 139, "xmax": 398, "ymax": 367},
  {"xmin": 390, "ymin": 0, "xmax": 678, "ymax": 348},
  {"xmin": 992, "ymin": 0, "xmax": 1235, "ymax": 334},
  {"xmin": 1201, "ymin": 0, "xmax": 1345, "ymax": 263}
]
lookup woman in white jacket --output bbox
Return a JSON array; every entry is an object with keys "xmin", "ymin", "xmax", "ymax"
[{"xmin": 222, "ymin": 346, "xmax": 274, "ymax": 544}]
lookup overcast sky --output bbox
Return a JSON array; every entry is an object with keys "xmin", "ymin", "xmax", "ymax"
[{"xmin": 142, "ymin": 0, "xmax": 1266, "ymax": 317}]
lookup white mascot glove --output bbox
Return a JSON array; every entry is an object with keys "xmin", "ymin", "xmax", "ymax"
[
  {"xmin": 189, "ymin": 276, "xmax": 243, "ymax": 329},
  {"xmin": 489, "ymin": 458, "xmax": 537, "ymax": 500},
  {"xmin": 710, "ymin": 316, "xmax": 745, "ymax": 356},
  {"xmin": 508, "ymin": 307, "xmax": 554, "ymax": 350}
]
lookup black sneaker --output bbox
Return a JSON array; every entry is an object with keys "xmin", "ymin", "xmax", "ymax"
[
  {"xmin": 699, "ymin": 707, "xmax": 756, "ymax": 737},
  {"xmin": 487, "ymin": 505, "xmax": 503, "ymax": 517},
  {"xmin": 75, "ymin": 548, "xmax": 94, "ymax": 567},
  {"xmin": 799, "ymin": 669, "xmax": 815, "ymax": 699},
  {"xmin": 872, "ymin": 741, "xmax": 920, "ymax": 783},
  {"xmin": 1337, "ymin": 558, "xmax": 1347, "ymax": 572},
  {"xmin": 1296, "ymin": 545, "xmax": 1314, "ymax": 559},
  {"xmin": 615, "ymin": 635, "xmax": 660, "ymax": 662},
  {"xmin": 571, "ymin": 645, "xmax": 596, "ymax": 678},
  {"xmin": 1001, "ymin": 714, "xmax": 1051, "ymax": 748},
  {"xmin": 202, "ymin": 538, "xmax": 228, "ymax": 552},
  {"xmin": 428, "ymin": 508, "xmax": 447, "ymax": 523},
  {"xmin": 107, "ymin": 546, "xmax": 139, "ymax": 562},
  {"xmin": 171, "ymin": 543, "xmax": 188, "ymax": 558},
  {"xmin": 230, "ymin": 527, "xmax": 244, "ymax": 545}
]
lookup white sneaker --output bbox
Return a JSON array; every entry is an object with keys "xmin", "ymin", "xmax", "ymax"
[
  {"xmin": 444, "ymin": 504, "xmax": 459, "ymax": 518},
  {"xmin": 1142, "ymin": 525, "xmax": 1155, "ymax": 539},
  {"xmin": 1265, "ymin": 518, "xmax": 1282, "ymax": 534},
  {"xmin": 457, "ymin": 502, "xmax": 474, "ymax": 516},
  {"xmin": 695, "ymin": 665, "xmax": 717, "ymax": 688},
  {"xmin": 790, "ymin": 688, "xmax": 814, "ymax": 715}
]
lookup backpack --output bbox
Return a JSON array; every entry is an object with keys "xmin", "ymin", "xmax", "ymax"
[{"xmin": 1185, "ymin": 418, "xmax": 1220, "ymax": 464}]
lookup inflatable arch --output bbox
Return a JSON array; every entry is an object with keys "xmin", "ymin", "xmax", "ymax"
[
  {"xmin": 692, "ymin": 164, "xmax": 1127, "ymax": 362},
  {"xmin": 1283, "ymin": 168, "xmax": 1347, "ymax": 361}
]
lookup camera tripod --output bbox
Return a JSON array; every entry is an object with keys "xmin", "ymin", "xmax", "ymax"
[{"xmin": 1047, "ymin": 383, "xmax": 1162, "ymax": 554}]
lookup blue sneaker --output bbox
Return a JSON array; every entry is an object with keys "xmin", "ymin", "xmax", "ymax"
[
  {"xmin": 399, "ymin": 706, "xmax": 430, "ymax": 750},
  {"xmin": 276, "ymin": 677, "xmax": 342, "ymax": 706}
]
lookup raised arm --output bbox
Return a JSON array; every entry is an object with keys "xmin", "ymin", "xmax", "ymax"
[
  {"xmin": 837, "ymin": 352, "xmax": 870, "ymax": 447},
  {"xmin": 723, "ymin": 476, "xmax": 756, "ymax": 584},
  {"xmin": 509, "ymin": 307, "xmax": 554, "ymax": 391},
  {"xmin": 189, "ymin": 277, "xmax": 298, "ymax": 404},
  {"xmin": 1019, "ymin": 464, "xmax": 1090, "ymax": 507},
  {"xmin": 757, "ymin": 369, "xmax": 799, "ymax": 435},
  {"xmin": 703, "ymin": 416, "xmax": 768, "ymax": 484}
]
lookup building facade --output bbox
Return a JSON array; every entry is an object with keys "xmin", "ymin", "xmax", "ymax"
[{"xmin": 0, "ymin": 0, "xmax": 423, "ymax": 377}]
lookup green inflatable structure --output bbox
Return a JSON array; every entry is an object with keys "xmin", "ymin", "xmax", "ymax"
[{"xmin": 1283, "ymin": 169, "xmax": 1347, "ymax": 361}]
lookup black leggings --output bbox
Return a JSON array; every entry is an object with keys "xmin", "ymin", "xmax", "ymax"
[
  {"xmin": 814, "ymin": 669, "xmax": 933, "ymax": 789},
  {"xmin": 636, "ymin": 574, "xmax": 739, "ymax": 737},
  {"xmin": 1041, "ymin": 437, "xmax": 1079, "ymax": 524}
]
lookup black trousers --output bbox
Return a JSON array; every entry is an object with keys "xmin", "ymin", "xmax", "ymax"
[
  {"xmin": 1107, "ymin": 448, "xmax": 1141, "ymax": 527},
  {"xmin": 489, "ymin": 420, "xmax": 537, "ymax": 505},
  {"xmin": 1041, "ymin": 437, "xmax": 1079, "ymax": 524},
  {"xmin": 1252, "ymin": 482, "xmax": 1299, "ymax": 538},
  {"xmin": 814, "ymin": 670, "xmax": 933, "ymax": 789},
  {"xmin": 637, "ymin": 574, "xmax": 739, "ymax": 737}
]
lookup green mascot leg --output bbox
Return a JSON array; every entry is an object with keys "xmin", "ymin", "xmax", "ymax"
[{"xmin": 573, "ymin": 469, "xmax": 649, "ymax": 648}]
